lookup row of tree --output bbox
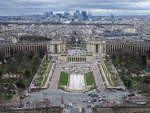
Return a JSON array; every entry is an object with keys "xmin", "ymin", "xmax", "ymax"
[{"xmin": 0, "ymin": 51, "xmax": 45, "ymax": 88}]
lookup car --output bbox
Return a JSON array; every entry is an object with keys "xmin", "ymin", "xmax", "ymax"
[
  {"xmin": 101, "ymin": 99, "xmax": 106, "ymax": 101},
  {"xmin": 93, "ymin": 99, "xmax": 97, "ymax": 102},
  {"xmin": 102, "ymin": 96, "xmax": 107, "ymax": 99},
  {"xmin": 98, "ymin": 95, "xmax": 102, "ymax": 98},
  {"xmin": 98, "ymin": 99, "xmax": 101, "ymax": 102},
  {"xmin": 128, "ymin": 93, "xmax": 135, "ymax": 97},
  {"xmin": 136, "ymin": 101, "xmax": 147, "ymax": 105},
  {"xmin": 102, "ymin": 96, "xmax": 106, "ymax": 98},
  {"xmin": 88, "ymin": 93, "xmax": 92, "ymax": 96},
  {"xmin": 87, "ymin": 100, "xmax": 91, "ymax": 103},
  {"xmin": 82, "ymin": 101, "xmax": 86, "ymax": 103},
  {"xmin": 90, "ymin": 94, "xmax": 98, "ymax": 97}
]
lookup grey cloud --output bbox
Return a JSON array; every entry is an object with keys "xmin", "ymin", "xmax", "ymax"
[{"xmin": 0, "ymin": 0, "xmax": 150, "ymax": 15}]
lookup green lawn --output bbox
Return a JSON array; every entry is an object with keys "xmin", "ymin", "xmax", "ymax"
[
  {"xmin": 35, "ymin": 59, "xmax": 52, "ymax": 86},
  {"xmin": 101, "ymin": 61, "xmax": 119, "ymax": 87},
  {"xmin": 59, "ymin": 72, "xmax": 69, "ymax": 86},
  {"xmin": 35, "ymin": 76, "xmax": 43, "ymax": 86},
  {"xmin": 85, "ymin": 72, "xmax": 96, "ymax": 86},
  {"xmin": 0, "ymin": 90, "xmax": 13, "ymax": 100}
]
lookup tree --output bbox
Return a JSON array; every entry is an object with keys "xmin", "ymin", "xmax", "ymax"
[
  {"xmin": 32, "ymin": 55, "xmax": 40, "ymax": 65},
  {"xmin": 15, "ymin": 80, "xmax": 25, "ymax": 89},
  {"xmin": 24, "ymin": 70, "xmax": 31, "ymax": 78},
  {"xmin": 143, "ymin": 76, "xmax": 150, "ymax": 83},
  {"xmin": 38, "ymin": 49, "xmax": 45, "ymax": 58},
  {"xmin": 29, "ymin": 51, "xmax": 34, "ymax": 59},
  {"xmin": 121, "ymin": 75, "xmax": 132, "ymax": 88},
  {"xmin": 0, "ymin": 70, "xmax": 3, "ymax": 79}
]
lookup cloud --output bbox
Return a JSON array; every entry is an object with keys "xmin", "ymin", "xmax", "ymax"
[
  {"xmin": 0, "ymin": 0, "xmax": 150, "ymax": 16},
  {"xmin": 88, "ymin": 8, "xmax": 150, "ymax": 15}
]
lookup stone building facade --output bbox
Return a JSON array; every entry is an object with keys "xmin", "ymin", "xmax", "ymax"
[
  {"xmin": 47, "ymin": 40, "xmax": 66, "ymax": 54},
  {"xmin": 0, "ymin": 40, "xmax": 150, "ymax": 59},
  {"xmin": 106, "ymin": 40, "xmax": 150, "ymax": 55},
  {"xmin": 0, "ymin": 42, "xmax": 47, "ymax": 57},
  {"xmin": 86, "ymin": 40, "xmax": 106, "ymax": 55}
]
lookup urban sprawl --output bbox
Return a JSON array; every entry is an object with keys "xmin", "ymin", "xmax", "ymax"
[{"xmin": 1, "ymin": 10, "xmax": 150, "ymax": 113}]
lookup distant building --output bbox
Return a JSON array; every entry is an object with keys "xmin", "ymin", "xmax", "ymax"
[
  {"xmin": 81, "ymin": 10, "xmax": 88, "ymax": 20},
  {"xmin": 44, "ymin": 11, "xmax": 53, "ymax": 17},
  {"xmin": 73, "ymin": 10, "xmax": 80, "ymax": 19},
  {"xmin": 56, "ymin": 13, "xmax": 63, "ymax": 18},
  {"xmin": 122, "ymin": 28, "xmax": 136, "ymax": 33},
  {"xmin": 63, "ymin": 12, "xmax": 70, "ymax": 18}
]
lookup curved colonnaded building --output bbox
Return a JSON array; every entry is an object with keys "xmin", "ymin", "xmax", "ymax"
[{"xmin": 0, "ymin": 40, "xmax": 150, "ymax": 59}]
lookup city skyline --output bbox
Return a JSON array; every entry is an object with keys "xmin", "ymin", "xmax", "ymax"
[
  {"xmin": 1, "ymin": 1, "xmax": 150, "ymax": 112},
  {"xmin": 1, "ymin": 0, "xmax": 150, "ymax": 16}
]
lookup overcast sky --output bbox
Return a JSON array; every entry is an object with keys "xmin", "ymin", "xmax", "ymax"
[{"xmin": 1, "ymin": 0, "xmax": 150, "ymax": 16}]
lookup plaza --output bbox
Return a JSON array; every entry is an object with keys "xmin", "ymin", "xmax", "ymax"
[
  {"xmin": 30, "ymin": 39, "xmax": 125, "ymax": 92},
  {"xmin": 23, "ymin": 39, "xmax": 128, "ymax": 113},
  {"xmin": 48, "ymin": 62, "xmax": 102, "ymax": 92}
]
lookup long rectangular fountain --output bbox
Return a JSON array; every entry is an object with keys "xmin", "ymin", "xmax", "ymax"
[{"xmin": 69, "ymin": 73, "xmax": 86, "ymax": 91}]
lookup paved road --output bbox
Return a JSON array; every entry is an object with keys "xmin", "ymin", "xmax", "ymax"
[
  {"xmin": 22, "ymin": 89, "xmax": 128, "ymax": 109},
  {"xmin": 49, "ymin": 62, "xmax": 105, "ymax": 91},
  {"xmin": 92, "ymin": 63, "xmax": 105, "ymax": 90},
  {"xmin": 21, "ymin": 61, "xmax": 129, "ymax": 112},
  {"xmin": 49, "ymin": 68, "xmax": 61, "ymax": 90}
]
